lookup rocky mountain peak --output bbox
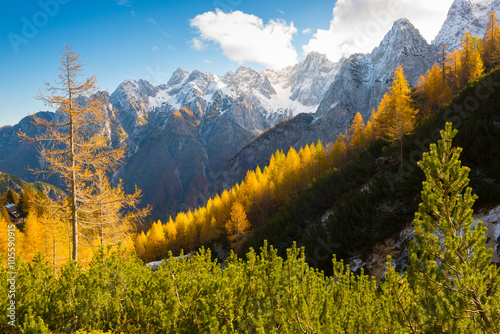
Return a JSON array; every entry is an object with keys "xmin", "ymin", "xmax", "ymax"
[
  {"xmin": 225, "ymin": 66, "xmax": 276, "ymax": 98},
  {"xmin": 372, "ymin": 18, "xmax": 428, "ymax": 58},
  {"xmin": 167, "ymin": 68, "xmax": 189, "ymax": 87},
  {"xmin": 433, "ymin": 0, "xmax": 500, "ymax": 51},
  {"xmin": 186, "ymin": 69, "xmax": 214, "ymax": 84},
  {"xmin": 370, "ymin": 18, "xmax": 434, "ymax": 87},
  {"xmin": 114, "ymin": 79, "xmax": 158, "ymax": 100}
]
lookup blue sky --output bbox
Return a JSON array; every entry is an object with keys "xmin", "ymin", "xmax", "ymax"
[{"xmin": 0, "ymin": 0, "xmax": 453, "ymax": 127}]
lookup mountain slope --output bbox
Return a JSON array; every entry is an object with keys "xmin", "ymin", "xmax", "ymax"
[
  {"xmin": 241, "ymin": 68, "xmax": 500, "ymax": 275},
  {"xmin": 0, "ymin": 170, "xmax": 65, "ymax": 201},
  {"xmin": 216, "ymin": 18, "xmax": 436, "ymax": 192}
]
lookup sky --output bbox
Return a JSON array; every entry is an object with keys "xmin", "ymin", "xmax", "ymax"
[{"xmin": 0, "ymin": 0, "xmax": 455, "ymax": 127}]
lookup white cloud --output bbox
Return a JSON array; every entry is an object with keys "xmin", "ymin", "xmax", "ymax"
[
  {"xmin": 189, "ymin": 38, "xmax": 208, "ymax": 50},
  {"xmin": 303, "ymin": 0, "xmax": 454, "ymax": 62},
  {"xmin": 159, "ymin": 29, "xmax": 170, "ymax": 38},
  {"xmin": 116, "ymin": 0, "xmax": 132, "ymax": 7},
  {"xmin": 203, "ymin": 59, "xmax": 212, "ymax": 64},
  {"xmin": 190, "ymin": 9, "xmax": 298, "ymax": 69},
  {"xmin": 147, "ymin": 18, "xmax": 156, "ymax": 24},
  {"xmin": 302, "ymin": 28, "xmax": 312, "ymax": 34},
  {"xmin": 152, "ymin": 46, "xmax": 159, "ymax": 51},
  {"xmin": 130, "ymin": 10, "xmax": 135, "ymax": 16}
]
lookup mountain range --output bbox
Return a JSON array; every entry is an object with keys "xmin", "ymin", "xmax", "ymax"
[{"xmin": 0, "ymin": 0, "xmax": 498, "ymax": 220}]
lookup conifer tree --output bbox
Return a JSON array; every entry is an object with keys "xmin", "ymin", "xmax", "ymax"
[
  {"xmin": 23, "ymin": 212, "xmax": 47, "ymax": 262},
  {"xmin": 17, "ymin": 185, "xmax": 36, "ymax": 217},
  {"xmin": 83, "ymin": 171, "xmax": 146, "ymax": 248},
  {"xmin": 373, "ymin": 66, "xmax": 418, "ymax": 165},
  {"xmin": 4, "ymin": 189, "xmax": 18, "ymax": 205},
  {"xmin": 19, "ymin": 46, "xmax": 147, "ymax": 261},
  {"xmin": 327, "ymin": 137, "xmax": 346, "ymax": 168},
  {"xmin": 134, "ymin": 231, "xmax": 147, "ymax": 259},
  {"xmin": 409, "ymin": 123, "xmax": 500, "ymax": 332},
  {"xmin": 348, "ymin": 112, "xmax": 366, "ymax": 153},
  {"xmin": 225, "ymin": 202, "xmax": 251, "ymax": 251},
  {"xmin": 145, "ymin": 221, "xmax": 166, "ymax": 262},
  {"xmin": 314, "ymin": 140, "xmax": 327, "ymax": 177},
  {"xmin": 437, "ymin": 43, "xmax": 449, "ymax": 83},
  {"xmin": 446, "ymin": 50, "xmax": 463, "ymax": 92},
  {"xmin": 418, "ymin": 63, "xmax": 453, "ymax": 115},
  {"xmin": 1, "ymin": 205, "xmax": 10, "ymax": 222},
  {"xmin": 42, "ymin": 211, "xmax": 70, "ymax": 268},
  {"xmin": 459, "ymin": 31, "xmax": 484, "ymax": 86},
  {"xmin": 482, "ymin": 11, "xmax": 500, "ymax": 71}
]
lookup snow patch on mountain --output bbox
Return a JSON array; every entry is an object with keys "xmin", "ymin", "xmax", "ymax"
[{"xmin": 474, "ymin": 205, "xmax": 500, "ymax": 263}]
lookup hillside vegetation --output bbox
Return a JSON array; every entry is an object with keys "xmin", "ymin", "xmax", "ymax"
[{"xmin": 2, "ymin": 124, "xmax": 499, "ymax": 333}]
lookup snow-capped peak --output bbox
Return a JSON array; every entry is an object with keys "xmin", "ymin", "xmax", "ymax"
[
  {"xmin": 433, "ymin": 0, "xmax": 500, "ymax": 51},
  {"xmin": 167, "ymin": 68, "xmax": 189, "ymax": 87},
  {"xmin": 372, "ymin": 18, "xmax": 428, "ymax": 58}
]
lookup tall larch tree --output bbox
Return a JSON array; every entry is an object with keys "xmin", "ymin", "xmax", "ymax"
[
  {"xmin": 459, "ymin": 31, "xmax": 484, "ymax": 87},
  {"xmin": 482, "ymin": 11, "xmax": 500, "ymax": 71},
  {"xmin": 22, "ymin": 212, "xmax": 47, "ymax": 262},
  {"xmin": 84, "ymin": 171, "xmax": 147, "ymax": 248},
  {"xmin": 437, "ymin": 43, "xmax": 449, "ymax": 83},
  {"xmin": 374, "ymin": 66, "xmax": 418, "ymax": 165},
  {"xmin": 145, "ymin": 221, "xmax": 166, "ymax": 262},
  {"xmin": 225, "ymin": 202, "xmax": 251, "ymax": 252},
  {"xmin": 19, "ymin": 46, "xmax": 147, "ymax": 261},
  {"xmin": 409, "ymin": 123, "xmax": 500, "ymax": 332},
  {"xmin": 418, "ymin": 63, "xmax": 453, "ymax": 115},
  {"xmin": 327, "ymin": 137, "xmax": 346, "ymax": 168},
  {"xmin": 348, "ymin": 112, "xmax": 366, "ymax": 153},
  {"xmin": 446, "ymin": 49, "xmax": 463, "ymax": 92}
]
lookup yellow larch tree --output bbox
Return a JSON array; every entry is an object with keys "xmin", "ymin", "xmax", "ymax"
[
  {"xmin": 418, "ymin": 63, "xmax": 453, "ymax": 115},
  {"xmin": 282, "ymin": 147, "xmax": 301, "ymax": 203},
  {"xmin": 22, "ymin": 212, "xmax": 47, "ymax": 262},
  {"xmin": 82, "ymin": 171, "xmax": 147, "ymax": 248},
  {"xmin": 225, "ymin": 202, "xmax": 251, "ymax": 251},
  {"xmin": 387, "ymin": 66, "xmax": 419, "ymax": 165},
  {"xmin": 145, "ymin": 220, "xmax": 166, "ymax": 262},
  {"xmin": 446, "ymin": 50, "xmax": 463, "ymax": 92},
  {"xmin": 348, "ymin": 112, "xmax": 366, "ymax": 153},
  {"xmin": 372, "ymin": 66, "xmax": 418, "ymax": 165},
  {"xmin": 314, "ymin": 140, "xmax": 327, "ymax": 177},
  {"xmin": 164, "ymin": 216, "xmax": 178, "ymax": 249},
  {"xmin": 19, "ymin": 46, "xmax": 147, "ymax": 261},
  {"xmin": 459, "ymin": 31, "xmax": 484, "ymax": 87},
  {"xmin": 482, "ymin": 11, "xmax": 500, "ymax": 71},
  {"xmin": 135, "ymin": 231, "xmax": 147, "ymax": 259},
  {"xmin": 327, "ymin": 137, "xmax": 347, "ymax": 168}
]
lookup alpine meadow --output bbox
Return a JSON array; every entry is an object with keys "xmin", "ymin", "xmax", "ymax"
[{"xmin": 1, "ymin": 0, "xmax": 500, "ymax": 332}]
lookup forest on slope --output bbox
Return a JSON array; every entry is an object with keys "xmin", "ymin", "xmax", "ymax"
[
  {"xmin": 129, "ymin": 18, "xmax": 500, "ymax": 269},
  {"xmin": 1, "ymin": 123, "xmax": 499, "ymax": 333}
]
